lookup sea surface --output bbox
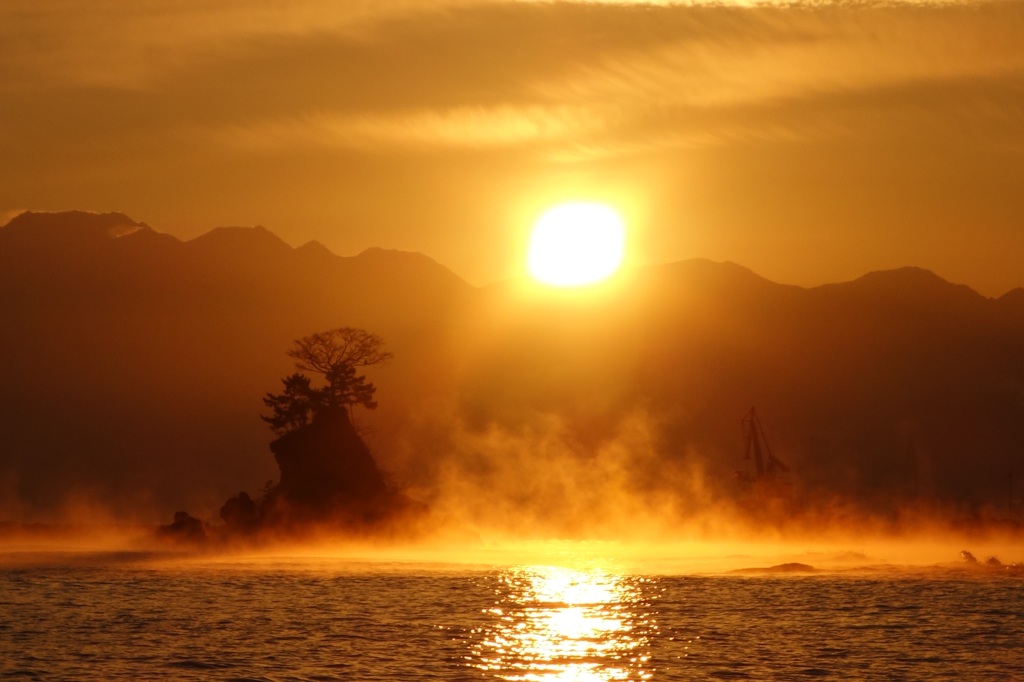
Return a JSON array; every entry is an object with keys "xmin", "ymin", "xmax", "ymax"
[{"xmin": 1, "ymin": 552, "xmax": 1021, "ymax": 681}]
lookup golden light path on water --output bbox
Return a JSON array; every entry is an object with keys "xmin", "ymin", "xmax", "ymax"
[{"xmin": 471, "ymin": 565, "xmax": 655, "ymax": 681}]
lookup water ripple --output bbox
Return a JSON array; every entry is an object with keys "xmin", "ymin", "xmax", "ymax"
[{"xmin": 0, "ymin": 564, "xmax": 1020, "ymax": 680}]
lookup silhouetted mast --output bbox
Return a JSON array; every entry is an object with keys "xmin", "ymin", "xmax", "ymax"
[{"xmin": 742, "ymin": 407, "xmax": 788, "ymax": 480}]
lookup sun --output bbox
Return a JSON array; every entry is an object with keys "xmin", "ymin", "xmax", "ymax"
[{"xmin": 526, "ymin": 202, "xmax": 626, "ymax": 287}]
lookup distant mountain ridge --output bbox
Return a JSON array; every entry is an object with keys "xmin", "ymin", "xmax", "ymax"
[
  {"xmin": 1, "ymin": 210, "xmax": 1017, "ymax": 301},
  {"xmin": 2, "ymin": 210, "xmax": 148, "ymax": 237},
  {"xmin": 1, "ymin": 210, "xmax": 1022, "ymax": 526},
  {"xmin": 0, "ymin": 210, "xmax": 467, "ymax": 288}
]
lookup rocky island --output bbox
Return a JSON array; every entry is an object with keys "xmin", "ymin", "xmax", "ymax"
[{"xmin": 161, "ymin": 327, "xmax": 420, "ymax": 543}]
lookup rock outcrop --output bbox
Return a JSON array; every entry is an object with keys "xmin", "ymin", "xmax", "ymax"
[
  {"xmin": 157, "ymin": 511, "xmax": 207, "ymax": 544},
  {"xmin": 219, "ymin": 491, "xmax": 260, "ymax": 532},
  {"xmin": 214, "ymin": 406, "xmax": 414, "ymax": 536},
  {"xmin": 268, "ymin": 406, "xmax": 394, "ymax": 520}
]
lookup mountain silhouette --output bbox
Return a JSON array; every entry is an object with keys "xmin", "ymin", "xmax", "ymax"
[
  {"xmin": 0, "ymin": 211, "xmax": 470, "ymax": 520},
  {"xmin": 1, "ymin": 211, "xmax": 1022, "ymax": 526}
]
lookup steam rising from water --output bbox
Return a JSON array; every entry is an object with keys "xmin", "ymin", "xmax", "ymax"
[{"xmin": 2, "ymin": 400, "xmax": 1021, "ymax": 573}]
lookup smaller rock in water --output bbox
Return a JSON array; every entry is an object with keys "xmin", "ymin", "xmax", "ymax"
[
  {"xmin": 767, "ymin": 562, "xmax": 816, "ymax": 573},
  {"xmin": 730, "ymin": 562, "xmax": 816, "ymax": 574},
  {"xmin": 158, "ymin": 511, "xmax": 207, "ymax": 543}
]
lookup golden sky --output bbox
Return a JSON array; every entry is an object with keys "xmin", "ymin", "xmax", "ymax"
[{"xmin": 2, "ymin": 0, "xmax": 1023, "ymax": 295}]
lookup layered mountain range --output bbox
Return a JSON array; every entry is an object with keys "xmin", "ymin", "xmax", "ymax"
[{"xmin": 2, "ymin": 211, "xmax": 1022, "ymax": 525}]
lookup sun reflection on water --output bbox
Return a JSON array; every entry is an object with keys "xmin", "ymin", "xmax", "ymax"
[{"xmin": 470, "ymin": 566, "xmax": 655, "ymax": 681}]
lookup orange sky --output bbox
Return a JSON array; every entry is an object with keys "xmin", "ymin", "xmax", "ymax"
[{"xmin": 2, "ymin": 0, "xmax": 1023, "ymax": 296}]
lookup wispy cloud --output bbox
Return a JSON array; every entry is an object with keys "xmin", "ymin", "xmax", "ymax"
[
  {"xmin": 169, "ymin": 0, "xmax": 1024, "ymax": 160},
  {"xmin": 522, "ymin": 3, "xmax": 1024, "ymax": 155},
  {"xmin": 0, "ymin": 0, "xmax": 468, "ymax": 90},
  {"xmin": 217, "ymin": 104, "xmax": 607, "ymax": 151}
]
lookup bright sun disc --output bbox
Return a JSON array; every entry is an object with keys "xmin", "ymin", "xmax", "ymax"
[{"xmin": 527, "ymin": 202, "xmax": 626, "ymax": 287}]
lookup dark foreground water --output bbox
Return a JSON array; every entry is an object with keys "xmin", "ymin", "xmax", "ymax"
[{"xmin": 1, "ymin": 555, "xmax": 1021, "ymax": 681}]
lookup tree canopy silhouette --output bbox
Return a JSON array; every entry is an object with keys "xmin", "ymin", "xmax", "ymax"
[{"xmin": 262, "ymin": 327, "xmax": 392, "ymax": 435}]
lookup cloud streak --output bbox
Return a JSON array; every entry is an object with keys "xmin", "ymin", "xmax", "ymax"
[
  {"xmin": 218, "ymin": 104, "xmax": 608, "ymax": 152},
  {"xmin": 182, "ymin": 1, "xmax": 1024, "ymax": 160},
  {"xmin": 6, "ymin": 1, "xmax": 1023, "ymax": 148}
]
